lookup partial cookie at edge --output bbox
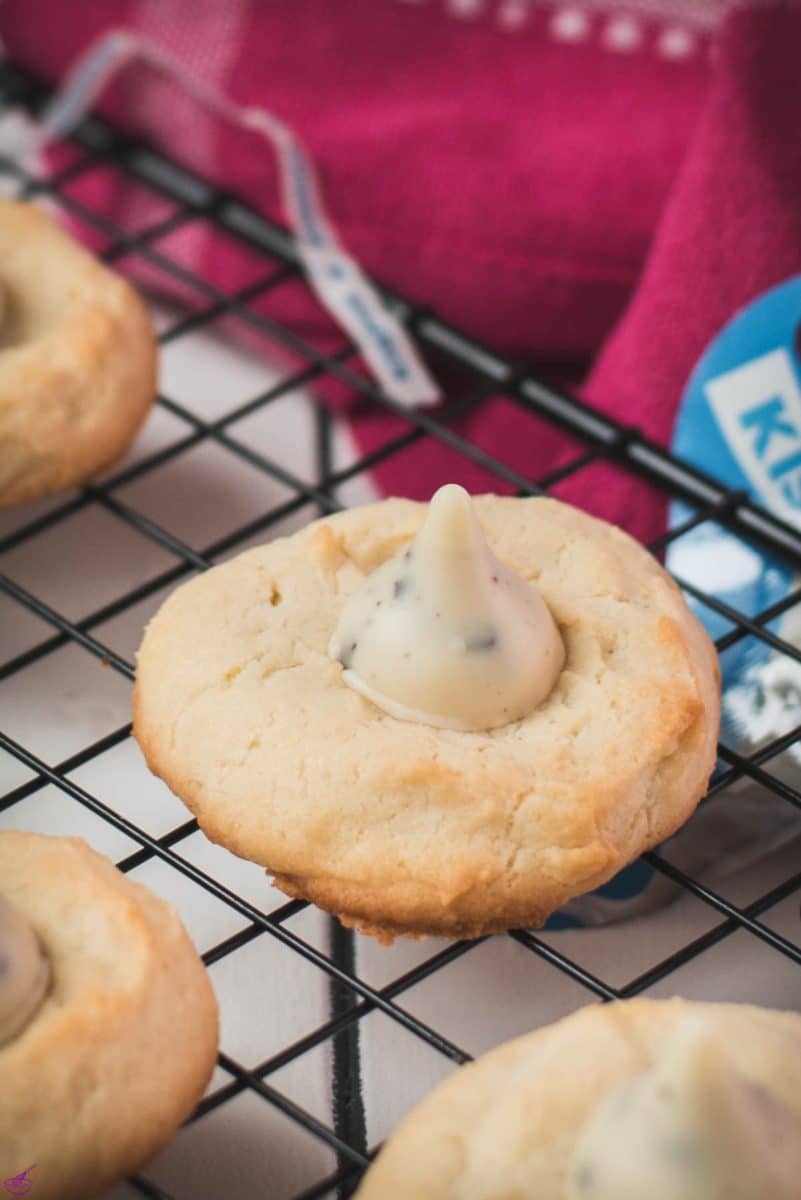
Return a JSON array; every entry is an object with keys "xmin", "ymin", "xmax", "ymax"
[
  {"xmin": 0, "ymin": 831, "xmax": 218, "ymax": 1200},
  {"xmin": 353, "ymin": 999, "xmax": 801, "ymax": 1199},
  {"xmin": 0, "ymin": 201, "xmax": 157, "ymax": 508}
]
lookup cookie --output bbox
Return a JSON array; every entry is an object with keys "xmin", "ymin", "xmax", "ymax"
[
  {"xmin": 354, "ymin": 999, "xmax": 801, "ymax": 1199},
  {"xmin": 0, "ymin": 201, "xmax": 157, "ymax": 508},
  {"xmin": 0, "ymin": 831, "xmax": 218, "ymax": 1200},
  {"xmin": 134, "ymin": 495, "xmax": 719, "ymax": 941}
]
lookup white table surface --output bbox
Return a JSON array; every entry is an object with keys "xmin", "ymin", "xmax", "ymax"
[{"xmin": 1, "ymin": 317, "xmax": 799, "ymax": 1200}]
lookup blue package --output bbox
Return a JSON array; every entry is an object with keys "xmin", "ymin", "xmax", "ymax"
[{"xmin": 550, "ymin": 276, "xmax": 801, "ymax": 929}]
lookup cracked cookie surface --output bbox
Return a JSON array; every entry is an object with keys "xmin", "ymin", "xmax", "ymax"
[{"xmin": 133, "ymin": 496, "xmax": 719, "ymax": 941}]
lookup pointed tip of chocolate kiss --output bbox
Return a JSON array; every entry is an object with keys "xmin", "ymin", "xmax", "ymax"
[{"xmin": 329, "ymin": 488, "xmax": 564, "ymax": 730}]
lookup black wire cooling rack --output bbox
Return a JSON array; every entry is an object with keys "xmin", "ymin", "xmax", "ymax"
[{"xmin": 0, "ymin": 58, "xmax": 800, "ymax": 1200}]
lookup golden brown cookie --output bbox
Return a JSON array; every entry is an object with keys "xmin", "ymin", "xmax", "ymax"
[
  {"xmin": 0, "ymin": 831, "xmax": 218, "ymax": 1200},
  {"xmin": 134, "ymin": 496, "xmax": 719, "ymax": 941},
  {"xmin": 0, "ymin": 201, "xmax": 157, "ymax": 508},
  {"xmin": 354, "ymin": 999, "xmax": 801, "ymax": 1199}
]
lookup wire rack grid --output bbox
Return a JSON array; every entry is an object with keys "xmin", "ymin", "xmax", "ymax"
[{"xmin": 0, "ymin": 58, "xmax": 799, "ymax": 1200}]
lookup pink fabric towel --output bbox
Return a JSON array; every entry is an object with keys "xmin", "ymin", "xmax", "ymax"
[{"xmin": 2, "ymin": 1, "xmax": 797, "ymax": 544}]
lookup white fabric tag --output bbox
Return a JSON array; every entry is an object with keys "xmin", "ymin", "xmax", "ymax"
[
  {"xmin": 0, "ymin": 30, "xmax": 441, "ymax": 408},
  {"xmin": 0, "ymin": 110, "xmax": 46, "ymax": 195}
]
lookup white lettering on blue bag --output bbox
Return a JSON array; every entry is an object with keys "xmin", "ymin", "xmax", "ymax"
[{"xmin": 669, "ymin": 276, "xmax": 801, "ymax": 719}]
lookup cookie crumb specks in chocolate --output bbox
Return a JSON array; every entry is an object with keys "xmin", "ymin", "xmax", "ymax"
[
  {"xmin": 465, "ymin": 628, "xmax": 498, "ymax": 653},
  {"xmin": 567, "ymin": 1017, "xmax": 801, "ymax": 1200},
  {"xmin": 327, "ymin": 484, "xmax": 564, "ymax": 729},
  {"xmin": 338, "ymin": 640, "xmax": 359, "ymax": 669},
  {"xmin": 660, "ymin": 1136, "xmax": 701, "ymax": 1168},
  {"xmin": 575, "ymin": 1163, "xmax": 594, "ymax": 1193}
]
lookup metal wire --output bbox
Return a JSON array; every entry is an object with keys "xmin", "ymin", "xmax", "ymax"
[{"xmin": 0, "ymin": 58, "xmax": 799, "ymax": 1200}]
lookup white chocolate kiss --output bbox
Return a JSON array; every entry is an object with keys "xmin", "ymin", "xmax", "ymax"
[
  {"xmin": 0, "ymin": 891, "xmax": 49, "ymax": 1048},
  {"xmin": 568, "ymin": 1018, "xmax": 801, "ymax": 1200},
  {"xmin": 328, "ymin": 484, "xmax": 565, "ymax": 730}
]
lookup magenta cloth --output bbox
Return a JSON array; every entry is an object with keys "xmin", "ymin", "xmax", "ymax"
[
  {"xmin": 2, "ymin": 1, "xmax": 797, "ymax": 543},
  {"xmin": 585, "ymin": 5, "xmax": 801, "ymax": 446}
]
